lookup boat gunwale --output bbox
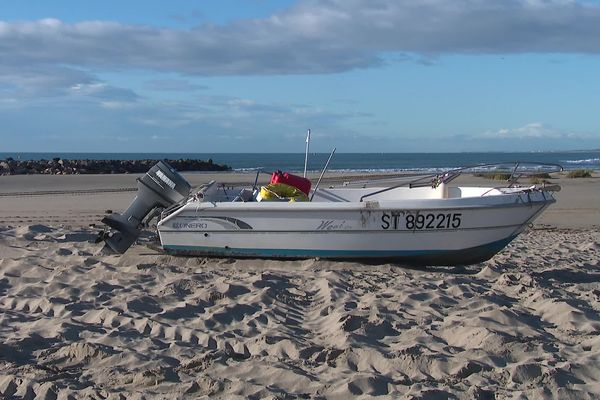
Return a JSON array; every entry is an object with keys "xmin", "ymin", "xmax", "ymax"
[{"xmin": 159, "ymin": 196, "xmax": 555, "ymax": 222}]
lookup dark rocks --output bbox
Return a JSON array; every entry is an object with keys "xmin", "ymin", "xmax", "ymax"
[{"xmin": 0, "ymin": 158, "xmax": 230, "ymax": 175}]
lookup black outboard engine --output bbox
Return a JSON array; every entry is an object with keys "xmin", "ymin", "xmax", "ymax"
[{"xmin": 99, "ymin": 160, "xmax": 191, "ymax": 253}]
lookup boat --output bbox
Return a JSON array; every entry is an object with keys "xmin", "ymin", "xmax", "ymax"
[{"xmin": 97, "ymin": 160, "xmax": 562, "ymax": 266}]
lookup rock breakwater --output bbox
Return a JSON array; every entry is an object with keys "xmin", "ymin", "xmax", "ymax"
[{"xmin": 0, "ymin": 158, "xmax": 230, "ymax": 175}]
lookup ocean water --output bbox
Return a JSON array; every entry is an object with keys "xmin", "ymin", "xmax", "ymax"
[{"xmin": 1, "ymin": 151, "xmax": 599, "ymax": 172}]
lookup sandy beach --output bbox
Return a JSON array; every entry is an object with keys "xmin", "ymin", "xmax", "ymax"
[{"xmin": 1, "ymin": 171, "xmax": 599, "ymax": 398}]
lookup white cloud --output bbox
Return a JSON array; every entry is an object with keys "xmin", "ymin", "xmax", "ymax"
[
  {"xmin": 480, "ymin": 123, "xmax": 584, "ymax": 139},
  {"xmin": 0, "ymin": 67, "xmax": 141, "ymax": 111},
  {"xmin": 1, "ymin": 1, "xmax": 600, "ymax": 76},
  {"xmin": 150, "ymin": 134, "xmax": 170, "ymax": 140},
  {"xmin": 0, "ymin": 66, "xmax": 96, "ymax": 99},
  {"xmin": 143, "ymin": 79, "xmax": 207, "ymax": 92},
  {"xmin": 227, "ymin": 98, "xmax": 256, "ymax": 107},
  {"xmin": 429, "ymin": 122, "xmax": 600, "ymax": 151},
  {"xmin": 99, "ymin": 101, "xmax": 135, "ymax": 109},
  {"xmin": 2, "ymin": 1, "xmax": 600, "ymax": 152},
  {"xmin": 68, "ymin": 83, "xmax": 139, "ymax": 102}
]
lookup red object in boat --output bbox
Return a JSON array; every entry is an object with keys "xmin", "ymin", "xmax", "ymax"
[{"xmin": 270, "ymin": 171, "xmax": 312, "ymax": 195}]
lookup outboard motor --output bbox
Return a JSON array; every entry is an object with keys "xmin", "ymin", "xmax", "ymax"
[{"xmin": 99, "ymin": 160, "xmax": 191, "ymax": 253}]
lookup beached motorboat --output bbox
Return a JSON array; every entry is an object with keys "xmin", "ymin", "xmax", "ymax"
[{"xmin": 98, "ymin": 160, "xmax": 561, "ymax": 266}]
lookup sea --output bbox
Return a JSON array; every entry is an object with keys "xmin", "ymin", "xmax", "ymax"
[{"xmin": 1, "ymin": 151, "xmax": 599, "ymax": 173}]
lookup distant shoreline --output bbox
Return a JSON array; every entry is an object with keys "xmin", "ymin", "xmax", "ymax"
[
  {"xmin": 2, "ymin": 149, "xmax": 599, "ymax": 155},
  {"xmin": 2, "ymin": 150, "xmax": 599, "ymax": 173}
]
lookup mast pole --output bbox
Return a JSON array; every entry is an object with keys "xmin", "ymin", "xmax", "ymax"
[{"xmin": 303, "ymin": 129, "xmax": 311, "ymax": 178}]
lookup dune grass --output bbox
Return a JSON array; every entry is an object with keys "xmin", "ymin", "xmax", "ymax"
[
  {"xmin": 473, "ymin": 172, "xmax": 512, "ymax": 181},
  {"xmin": 529, "ymin": 173, "xmax": 553, "ymax": 184},
  {"xmin": 567, "ymin": 169, "xmax": 592, "ymax": 178},
  {"xmin": 475, "ymin": 171, "xmax": 557, "ymax": 183}
]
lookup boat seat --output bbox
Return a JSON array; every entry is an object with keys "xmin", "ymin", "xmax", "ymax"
[{"xmin": 436, "ymin": 182, "xmax": 448, "ymax": 199}]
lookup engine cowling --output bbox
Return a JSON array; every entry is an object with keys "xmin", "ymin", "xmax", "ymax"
[{"xmin": 99, "ymin": 160, "xmax": 191, "ymax": 253}]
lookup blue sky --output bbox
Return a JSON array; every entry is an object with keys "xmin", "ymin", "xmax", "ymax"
[{"xmin": 1, "ymin": 0, "xmax": 600, "ymax": 152}]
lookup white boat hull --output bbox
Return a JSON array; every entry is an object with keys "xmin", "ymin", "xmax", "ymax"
[{"xmin": 157, "ymin": 189, "xmax": 554, "ymax": 265}]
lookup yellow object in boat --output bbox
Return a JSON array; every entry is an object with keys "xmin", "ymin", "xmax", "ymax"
[{"xmin": 258, "ymin": 183, "xmax": 309, "ymax": 202}]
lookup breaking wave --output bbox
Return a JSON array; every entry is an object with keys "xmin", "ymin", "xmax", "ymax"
[{"xmin": 562, "ymin": 158, "xmax": 600, "ymax": 165}]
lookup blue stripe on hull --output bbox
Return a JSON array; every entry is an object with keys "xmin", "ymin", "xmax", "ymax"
[{"xmin": 162, "ymin": 235, "xmax": 518, "ymax": 266}]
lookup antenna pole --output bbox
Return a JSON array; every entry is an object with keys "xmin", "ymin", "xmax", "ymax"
[
  {"xmin": 303, "ymin": 129, "xmax": 311, "ymax": 178},
  {"xmin": 310, "ymin": 147, "xmax": 336, "ymax": 201}
]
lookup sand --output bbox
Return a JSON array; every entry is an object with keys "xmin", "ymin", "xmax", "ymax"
[{"xmin": 1, "ymin": 171, "xmax": 599, "ymax": 399}]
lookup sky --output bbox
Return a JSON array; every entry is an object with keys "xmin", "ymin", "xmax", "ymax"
[{"xmin": 1, "ymin": 0, "xmax": 600, "ymax": 153}]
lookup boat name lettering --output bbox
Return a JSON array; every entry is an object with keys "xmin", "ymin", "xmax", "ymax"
[
  {"xmin": 156, "ymin": 170, "xmax": 176, "ymax": 189},
  {"xmin": 381, "ymin": 212, "xmax": 462, "ymax": 230},
  {"xmin": 172, "ymin": 222, "xmax": 208, "ymax": 229},
  {"xmin": 316, "ymin": 220, "xmax": 350, "ymax": 230}
]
